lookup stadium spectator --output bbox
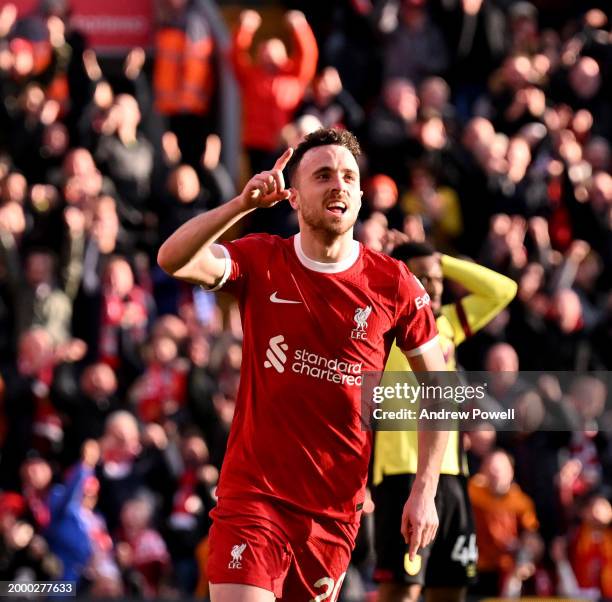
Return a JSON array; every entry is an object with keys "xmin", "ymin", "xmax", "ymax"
[
  {"xmin": 280, "ymin": 113, "xmax": 324, "ymax": 152},
  {"xmin": 165, "ymin": 431, "xmax": 216, "ymax": 594},
  {"xmin": 94, "ymin": 94, "xmax": 154, "ymax": 227},
  {"xmin": 377, "ymin": 0, "xmax": 449, "ymax": 85},
  {"xmin": 45, "ymin": 439, "xmax": 121, "ymax": 590},
  {"xmin": 93, "ymin": 256, "xmax": 153, "ymax": 388},
  {"xmin": 51, "ymin": 362, "xmax": 120, "ymax": 465},
  {"xmin": 499, "ymin": 531, "xmax": 555, "ymax": 598},
  {"xmin": 563, "ymin": 376, "xmax": 608, "ymax": 501},
  {"xmin": 468, "ymin": 449, "xmax": 540, "ymax": 596},
  {"xmin": 358, "ymin": 211, "xmax": 389, "ymax": 253},
  {"xmin": 0, "ymin": 489, "xmax": 60, "ymax": 582},
  {"xmin": 296, "ymin": 66, "xmax": 365, "ymax": 133},
  {"xmin": 400, "ymin": 162, "xmax": 463, "ymax": 251},
  {"xmin": 184, "ymin": 335, "xmax": 220, "ymax": 462},
  {"xmin": 554, "ymin": 56, "xmax": 611, "ymax": 140},
  {"xmin": 95, "ymin": 411, "xmax": 174, "ymax": 533},
  {"xmin": 568, "ymin": 493, "xmax": 612, "ymax": 599},
  {"xmin": 19, "ymin": 454, "xmax": 52, "ymax": 532},
  {"xmin": 58, "ymin": 148, "xmax": 116, "ymax": 216},
  {"xmin": 129, "ymin": 332, "xmax": 189, "ymax": 425},
  {"xmin": 465, "ymin": 427, "xmax": 497, "ymax": 475},
  {"xmin": 231, "ymin": 9, "xmax": 318, "ymax": 175},
  {"xmin": 153, "ymin": 0, "xmax": 216, "ymax": 167},
  {"xmin": 418, "ymin": 76, "xmax": 456, "ymax": 129},
  {"xmin": 158, "ymin": 164, "xmax": 210, "ymax": 244},
  {"xmin": 116, "ymin": 496, "xmax": 171, "ymax": 597},
  {"xmin": 231, "ymin": 8, "xmax": 318, "ymax": 236},
  {"xmin": 0, "ymin": 240, "xmax": 72, "ymax": 344},
  {"xmin": 432, "ymin": 0, "xmax": 507, "ymax": 120},
  {"xmin": 361, "ymin": 174, "xmax": 403, "ymax": 230},
  {"xmin": 366, "ymin": 77, "xmax": 421, "ymax": 182},
  {"xmin": 0, "ymin": 328, "xmax": 63, "ymax": 489}
]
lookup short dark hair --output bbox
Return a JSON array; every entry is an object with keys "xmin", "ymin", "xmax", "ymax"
[
  {"xmin": 286, "ymin": 128, "xmax": 361, "ymax": 184},
  {"xmin": 391, "ymin": 242, "xmax": 436, "ymax": 263}
]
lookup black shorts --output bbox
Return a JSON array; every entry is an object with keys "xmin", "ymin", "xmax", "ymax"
[{"xmin": 373, "ymin": 474, "xmax": 478, "ymax": 587}]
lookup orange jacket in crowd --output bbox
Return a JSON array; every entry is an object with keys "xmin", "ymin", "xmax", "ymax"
[
  {"xmin": 154, "ymin": 17, "xmax": 215, "ymax": 116},
  {"xmin": 468, "ymin": 474, "xmax": 540, "ymax": 573},
  {"xmin": 570, "ymin": 524, "xmax": 612, "ymax": 598},
  {"xmin": 231, "ymin": 17, "xmax": 318, "ymax": 152}
]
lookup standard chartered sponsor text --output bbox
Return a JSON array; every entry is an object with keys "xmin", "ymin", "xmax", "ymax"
[{"xmin": 292, "ymin": 348, "xmax": 362, "ymax": 386}]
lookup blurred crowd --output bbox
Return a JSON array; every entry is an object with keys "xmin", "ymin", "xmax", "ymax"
[{"xmin": 0, "ymin": 0, "xmax": 610, "ymax": 599}]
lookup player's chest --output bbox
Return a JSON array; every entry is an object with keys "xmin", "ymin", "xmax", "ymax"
[{"xmin": 246, "ymin": 274, "xmax": 395, "ymax": 352}]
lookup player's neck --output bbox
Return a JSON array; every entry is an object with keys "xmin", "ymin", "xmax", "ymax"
[{"xmin": 298, "ymin": 228, "xmax": 355, "ymax": 264}]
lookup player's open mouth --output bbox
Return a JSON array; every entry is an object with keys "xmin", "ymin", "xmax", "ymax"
[{"xmin": 326, "ymin": 201, "xmax": 347, "ymax": 215}]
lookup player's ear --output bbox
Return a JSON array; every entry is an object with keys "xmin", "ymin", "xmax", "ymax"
[{"xmin": 288, "ymin": 187, "xmax": 299, "ymax": 209}]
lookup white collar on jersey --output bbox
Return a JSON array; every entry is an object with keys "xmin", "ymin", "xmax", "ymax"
[{"xmin": 293, "ymin": 233, "xmax": 360, "ymax": 274}]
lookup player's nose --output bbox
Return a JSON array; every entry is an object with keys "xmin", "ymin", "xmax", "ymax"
[{"xmin": 328, "ymin": 171, "xmax": 347, "ymax": 190}]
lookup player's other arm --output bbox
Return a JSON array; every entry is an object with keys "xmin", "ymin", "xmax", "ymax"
[
  {"xmin": 401, "ymin": 343, "xmax": 450, "ymax": 560},
  {"xmin": 442, "ymin": 254, "xmax": 517, "ymax": 344},
  {"xmin": 157, "ymin": 148, "xmax": 293, "ymax": 287}
]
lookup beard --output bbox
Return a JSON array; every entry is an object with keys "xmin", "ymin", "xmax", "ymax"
[{"xmin": 299, "ymin": 202, "xmax": 358, "ymax": 238}]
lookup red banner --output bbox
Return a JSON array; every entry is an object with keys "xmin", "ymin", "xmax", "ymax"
[
  {"xmin": 1, "ymin": 0, "xmax": 37, "ymax": 15},
  {"xmin": 1, "ymin": 0, "xmax": 153, "ymax": 52},
  {"xmin": 69, "ymin": 0, "xmax": 153, "ymax": 53}
]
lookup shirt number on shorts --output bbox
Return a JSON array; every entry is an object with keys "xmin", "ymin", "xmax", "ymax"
[
  {"xmin": 450, "ymin": 534, "xmax": 478, "ymax": 566},
  {"xmin": 309, "ymin": 572, "xmax": 346, "ymax": 602}
]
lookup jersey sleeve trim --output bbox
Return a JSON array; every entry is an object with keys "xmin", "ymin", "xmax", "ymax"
[
  {"xmin": 455, "ymin": 300, "xmax": 472, "ymax": 338},
  {"xmin": 204, "ymin": 244, "xmax": 231, "ymax": 292},
  {"xmin": 402, "ymin": 335, "xmax": 440, "ymax": 357}
]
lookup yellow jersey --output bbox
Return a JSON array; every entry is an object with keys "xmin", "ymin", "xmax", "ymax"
[{"xmin": 373, "ymin": 255, "xmax": 517, "ymax": 483}]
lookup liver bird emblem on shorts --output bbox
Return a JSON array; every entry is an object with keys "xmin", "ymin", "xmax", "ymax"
[{"xmin": 228, "ymin": 543, "xmax": 247, "ymax": 569}]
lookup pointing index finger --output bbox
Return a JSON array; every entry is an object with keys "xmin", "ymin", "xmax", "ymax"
[
  {"xmin": 408, "ymin": 525, "xmax": 423, "ymax": 562},
  {"xmin": 274, "ymin": 147, "xmax": 293, "ymax": 172}
]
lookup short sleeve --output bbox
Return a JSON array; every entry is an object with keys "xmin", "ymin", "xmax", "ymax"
[
  {"xmin": 394, "ymin": 262, "xmax": 439, "ymax": 357},
  {"xmin": 209, "ymin": 233, "xmax": 272, "ymax": 298}
]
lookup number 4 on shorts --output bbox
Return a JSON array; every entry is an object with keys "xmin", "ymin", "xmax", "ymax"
[{"xmin": 450, "ymin": 534, "xmax": 478, "ymax": 566}]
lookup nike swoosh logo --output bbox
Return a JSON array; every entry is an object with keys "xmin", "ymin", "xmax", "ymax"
[{"xmin": 270, "ymin": 291, "xmax": 301, "ymax": 304}]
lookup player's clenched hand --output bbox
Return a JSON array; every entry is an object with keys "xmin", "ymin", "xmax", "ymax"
[
  {"xmin": 401, "ymin": 488, "xmax": 439, "ymax": 561},
  {"xmin": 240, "ymin": 148, "xmax": 293, "ymax": 210}
]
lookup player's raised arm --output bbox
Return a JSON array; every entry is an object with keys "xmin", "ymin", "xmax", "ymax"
[
  {"xmin": 401, "ymin": 343, "xmax": 450, "ymax": 561},
  {"xmin": 157, "ymin": 148, "xmax": 293, "ymax": 287}
]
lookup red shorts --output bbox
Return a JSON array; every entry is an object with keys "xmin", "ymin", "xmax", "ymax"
[{"xmin": 207, "ymin": 497, "xmax": 359, "ymax": 600}]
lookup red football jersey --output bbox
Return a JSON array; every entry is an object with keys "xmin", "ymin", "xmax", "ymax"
[{"xmin": 213, "ymin": 233, "xmax": 438, "ymax": 522}]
